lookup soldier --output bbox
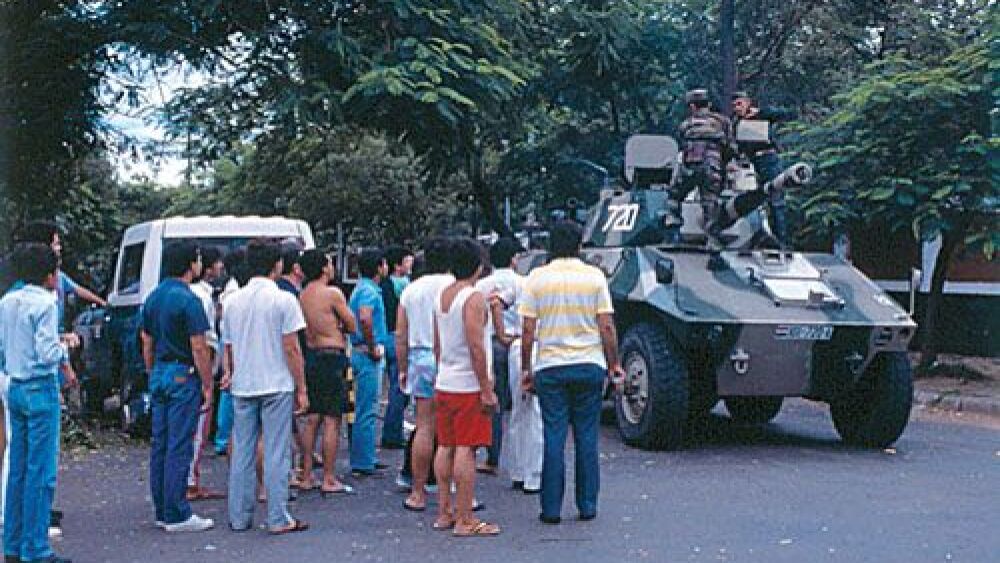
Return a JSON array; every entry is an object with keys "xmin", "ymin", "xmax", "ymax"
[
  {"xmin": 668, "ymin": 88, "xmax": 732, "ymax": 250},
  {"xmin": 731, "ymin": 91, "xmax": 796, "ymax": 245}
]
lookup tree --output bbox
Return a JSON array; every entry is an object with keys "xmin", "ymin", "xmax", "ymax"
[
  {"xmin": 107, "ymin": 0, "xmax": 534, "ymax": 233},
  {"xmin": 795, "ymin": 38, "xmax": 996, "ymax": 368}
]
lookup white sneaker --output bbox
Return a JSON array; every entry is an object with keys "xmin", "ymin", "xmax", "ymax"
[{"xmin": 165, "ymin": 514, "xmax": 214, "ymax": 533}]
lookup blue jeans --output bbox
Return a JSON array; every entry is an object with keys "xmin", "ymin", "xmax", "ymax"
[
  {"xmin": 350, "ymin": 353, "xmax": 384, "ymax": 471},
  {"xmin": 214, "ymin": 389, "xmax": 233, "ymax": 452},
  {"xmin": 228, "ymin": 392, "xmax": 294, "ymax": 530},
  {"xmin": 381, "ymin": 335, "xmax": 409, "ymax": 446},
  {"xmin": 149, "ymin": 362, "xmax": 202, "ymax": 524},
  {"xmin": 535, "ymin": 363, "xmax": 605, "ymax": 519},
  {"xmin": 4, "ymin": 376, "xmax": 60, "ymax": 562},
  {"xmin": 487, "ymin": 338, "xmax": 511, "ymax": 466}
]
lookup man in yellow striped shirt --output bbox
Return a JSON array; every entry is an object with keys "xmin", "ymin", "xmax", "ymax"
[{"xmin": 519, "ymin": 221, "xmax": 624, "ymax": 525}]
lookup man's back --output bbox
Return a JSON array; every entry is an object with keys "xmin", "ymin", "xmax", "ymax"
[
  {"xmin": 222, "ymin": 277, "xmax": 306, "ymax": 397},
  {"xmin": 519, "ymin": 258, "xmax": 613, "ymax": 372},
  {"xmin": 0, "ymin": 285, "xmax": 64, "ymax": 379},
  {"xmin": 142, "ymin": 279, "xmax": 209, "ymax": 364},
  {"xmin": 300, "ymin": 282, "xmax": 349, "ymax": 349}
]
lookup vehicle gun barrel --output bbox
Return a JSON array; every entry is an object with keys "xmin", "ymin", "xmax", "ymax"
[{"xmin": 767, "ymin": 162, "xmax": 813, "ymax": 192}]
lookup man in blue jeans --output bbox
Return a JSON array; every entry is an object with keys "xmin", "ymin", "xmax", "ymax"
[
  {"xmin": 141, "ymin": 241, "xmax": 216, "ymax": 533},
  {"xmin": 0, "ymin": 243, "xmax": 73, "ymax": 562},
  {"xmin": 519, "ymin": 222, "xmax": 624, "ymax": 524},
  {"xmin": 349, "ymin": 248, "xmax": 389, "ymax": 476},
  {"xmin": 379, "ymin": 245, "xmax": 412, "ymax": 450}
]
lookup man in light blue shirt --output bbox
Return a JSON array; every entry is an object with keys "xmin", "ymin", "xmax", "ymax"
[
  {"xmin": 348, "ymin": 248, "xmax": 389, "ymax": 475},
  {"xmin": 0, "ymin": 243, "xmax": 72, "ymax": 563}
]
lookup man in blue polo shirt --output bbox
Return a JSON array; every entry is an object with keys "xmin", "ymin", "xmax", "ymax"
[
  {"xmin": 0, "ymin": 243, "xmax": 73, "ymax": 563},
  {"xmin": 140, "ymin": 241, "xmax": 216, "ymax": 533},
  {"xmin": 348, "ymin": 248, "xmax": 389, "ymax": 476}
]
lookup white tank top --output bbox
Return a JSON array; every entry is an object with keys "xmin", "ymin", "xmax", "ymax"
[{"xmin": 434, "ymin": 285, "xmax": 491, "ymax": 393}]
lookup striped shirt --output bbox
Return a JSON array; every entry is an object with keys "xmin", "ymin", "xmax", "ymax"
[{"xmin": 518, "ymin": 258, "xmax": 613, "ymax": 371}]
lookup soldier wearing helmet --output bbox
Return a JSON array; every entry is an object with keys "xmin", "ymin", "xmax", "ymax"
[{"xmin": 665, "ymin": 88, "xmax": 733, "ymax": 250}]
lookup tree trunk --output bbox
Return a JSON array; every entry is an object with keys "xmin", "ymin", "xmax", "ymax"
[
  {"xmin": 467, "ymin": 148, "xmax": 512, "ymax": 237},
  {"xmin": 918, "ymin": 220, "xmax": 968, "ymax": 370},
  {"xmin": 719, "ymin": 0, "xmax": 736, "ymax": 117}
]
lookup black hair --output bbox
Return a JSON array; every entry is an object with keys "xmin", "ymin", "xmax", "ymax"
[
  {"xmin": 358, "ymin": 247, "xmax": 386, "ymax": 279},
  {"xmin": 300, "ymin": 249, "xmax": 331, "ymax": 283},
  {"xmin": 247, "ymin": 239, "xmax": 283, "ymax": 277},
  {"xmin": 385, "ymin": 245, "xmax": 412, "ymax": 269},
  {"xmin": 10, "ymin": 243, "xmax": 59, "ymax": 286},
  {"xmin": 423, "ymin": 237, "xmax": 451, "ymax": 275},
  {"xmin": 549, "ymin": 221, "xmax": 583, "ymax": 259},
  {"xmin": 490, "ymin": 237, "xmax": 522, "ymax": 269},
  {"xmin": 280, "ymin": 240, "xmax": 304, "ymax": 276},
  {"xmin": 691, "ymin": 99, "xmax": 710, "ymax": 109},
  {"xmin": 223, "ymin": 248, "xmax": 250, "ymax": 286},
  {"xmin": 449, "ymin": 237, "xmax": 484, "ymax": 280},
  {"xmin": 13, "ymin": 220, "xmax": 60, "ymax": 245},
  {"xmin": 201, "ymin": 246, "xmax": 223, "ymax": 268},
  {"xmin": 162, "ymin": 241, "xmax": 201, "ymax": 278}
]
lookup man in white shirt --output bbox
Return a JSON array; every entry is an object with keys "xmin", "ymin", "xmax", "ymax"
[
  {"xmin": 222, "ymin": 240, "xmax": 310, "ymax": 535},
  {"xmin": 396, "ymin": 238, "xmax": 454, "ymax": 512},
  {"xmin": 432, "ymin": 238, "xmax": 499, "ymax": 537},
  {"xmin": 478, "ymin": 238, "xmax": 542, "ymax": 493},
  {"xmin": 187, "ymin": 246, "xmax": 225, "ymax": 501}
]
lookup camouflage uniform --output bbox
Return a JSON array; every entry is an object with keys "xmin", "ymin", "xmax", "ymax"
[{"xmin": 668, "ymin": 91, "xmax": 732, "ymax": 246}]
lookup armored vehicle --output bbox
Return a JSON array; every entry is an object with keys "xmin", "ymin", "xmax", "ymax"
[{"xmin": 525, "ymin": 134, "xmax": 916, "ymax": 450}]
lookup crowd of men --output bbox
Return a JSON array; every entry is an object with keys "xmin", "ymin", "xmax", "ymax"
[{"xmin": 0, "ymin": 218, "xmax": 624, "ymax": 560}]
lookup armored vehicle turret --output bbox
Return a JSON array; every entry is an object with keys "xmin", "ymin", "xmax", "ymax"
[{"xmin": 523, "ymin": 135, "xmax": 916, "ymax": 450}]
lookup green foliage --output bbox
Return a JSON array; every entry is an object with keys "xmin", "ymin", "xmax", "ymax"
[{"xmin": 795, "ymin": 39, "xmax": 995, "ymax": 257}]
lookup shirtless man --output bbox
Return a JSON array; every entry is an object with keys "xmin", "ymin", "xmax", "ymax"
[{"xmin": 297, "ymin": 250, "xmax": 357, "ymax": 495}]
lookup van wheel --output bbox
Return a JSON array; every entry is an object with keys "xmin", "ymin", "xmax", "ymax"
[
  {"xmin": 615, "ymin": 323, "xmax": 688, "ymax": 450},
  {"xmin": 724, "ymin": 396, "xmax": 783, "ymax": 424},
  {"xmin": 830, "ymin": 352, "xmax": 912, "ymax": 448}
]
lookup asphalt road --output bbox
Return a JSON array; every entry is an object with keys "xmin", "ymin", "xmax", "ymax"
[{"xmin": 45, "ymin": 400, "xmax": 999, "ymax": 563}]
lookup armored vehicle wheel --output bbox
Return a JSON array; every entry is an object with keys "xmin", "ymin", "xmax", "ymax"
[
  {"xmin": 830, "ymin": 352, "xmax": 913, "ymax": 448},
  {"xmin": 615, "ymin": 323, "xmax": 688, "ymax": 450},
  {"xmin": 724, "ymin": 396, "xmax": 783, "ymax": 424}
]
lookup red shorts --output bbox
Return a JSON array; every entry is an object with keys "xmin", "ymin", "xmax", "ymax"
[{"xmin": 434, "ymin": 391, "xmax": 492, "ymax": 447}]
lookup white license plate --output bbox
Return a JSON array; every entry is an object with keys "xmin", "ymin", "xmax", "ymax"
[{"xmin": 774, "ymin": 325, "xmax": 833, "ymax": 341}]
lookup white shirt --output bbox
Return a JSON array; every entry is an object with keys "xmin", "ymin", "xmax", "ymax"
[
  {"xmin": 399, "ymin": 273, "xmax": 454, "ymax": 349},
  {"xmin": 191, "ymin": 280, "xmax": 218, "ymax": 349},
  {"xmin": 221, "ymin": 277, "xmax": 306, "ymax": 397},
  {"xmin": 435, "ymin": 286, "xmax": 491, "ymax": 393},
  {"xmin": 475, "ymin": 268, "xmax": 524, "ymax": 337}
]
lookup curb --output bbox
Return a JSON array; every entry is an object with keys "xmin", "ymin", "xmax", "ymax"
[{"xmin": 913, "ymin": 389, "xmax": 1000, "ymax": 418}]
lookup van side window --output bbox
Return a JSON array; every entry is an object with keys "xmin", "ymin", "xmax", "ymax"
[{"xmin": 118, "ymin": 243, "xmax": 145, "ymax": 295}]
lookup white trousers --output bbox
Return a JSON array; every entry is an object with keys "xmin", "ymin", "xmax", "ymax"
[{"xmin": 505, "ymin": 339, "xmax": 543, "ymax": 490}]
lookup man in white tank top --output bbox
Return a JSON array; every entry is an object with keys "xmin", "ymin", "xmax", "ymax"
[{"xmin": 431, "ymin": 238, "xmax": 500, "ymax": 537}]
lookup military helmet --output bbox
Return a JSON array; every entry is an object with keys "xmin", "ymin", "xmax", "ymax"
[{"xmin": 685, "ymin": 88, "xmax": 709, "ymax": 104}]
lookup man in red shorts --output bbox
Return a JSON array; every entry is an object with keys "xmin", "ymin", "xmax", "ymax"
[{"xmin": 432, "ymin": 238, "xmax": 499, "ymax": 537}]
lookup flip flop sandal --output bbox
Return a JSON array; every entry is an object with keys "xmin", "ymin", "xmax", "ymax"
[
  {"xmin": 453, "ymin": 521, "xmax": 501, "ymax": 537},
  {"xmin": 402, "ymin": 499, "xmax": 426, "ymax": 512},
  {"xmin": 189, "ymin": 489, "xmax": 226, "ymax": 500},
  {"xmin": 321, "ymin": 484, "xmax": 356, "ymax": 498},
  {"xmin": 432, "ymin": 517, "xmax": 456, "ymax": 530},
  {"xmin": 269, "ymin": 519, "xmax": 310, "ymax": 535}
]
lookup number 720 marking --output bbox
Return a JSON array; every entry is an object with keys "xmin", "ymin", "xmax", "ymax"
[{"xmin": 602, "ymin": 203, "xmax": 640, "ymax": 232}]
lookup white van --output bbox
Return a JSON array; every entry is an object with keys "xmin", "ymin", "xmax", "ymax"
[{"xmin": 100, "ymin": 216, "xmax": 315, "ymax": 433}]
